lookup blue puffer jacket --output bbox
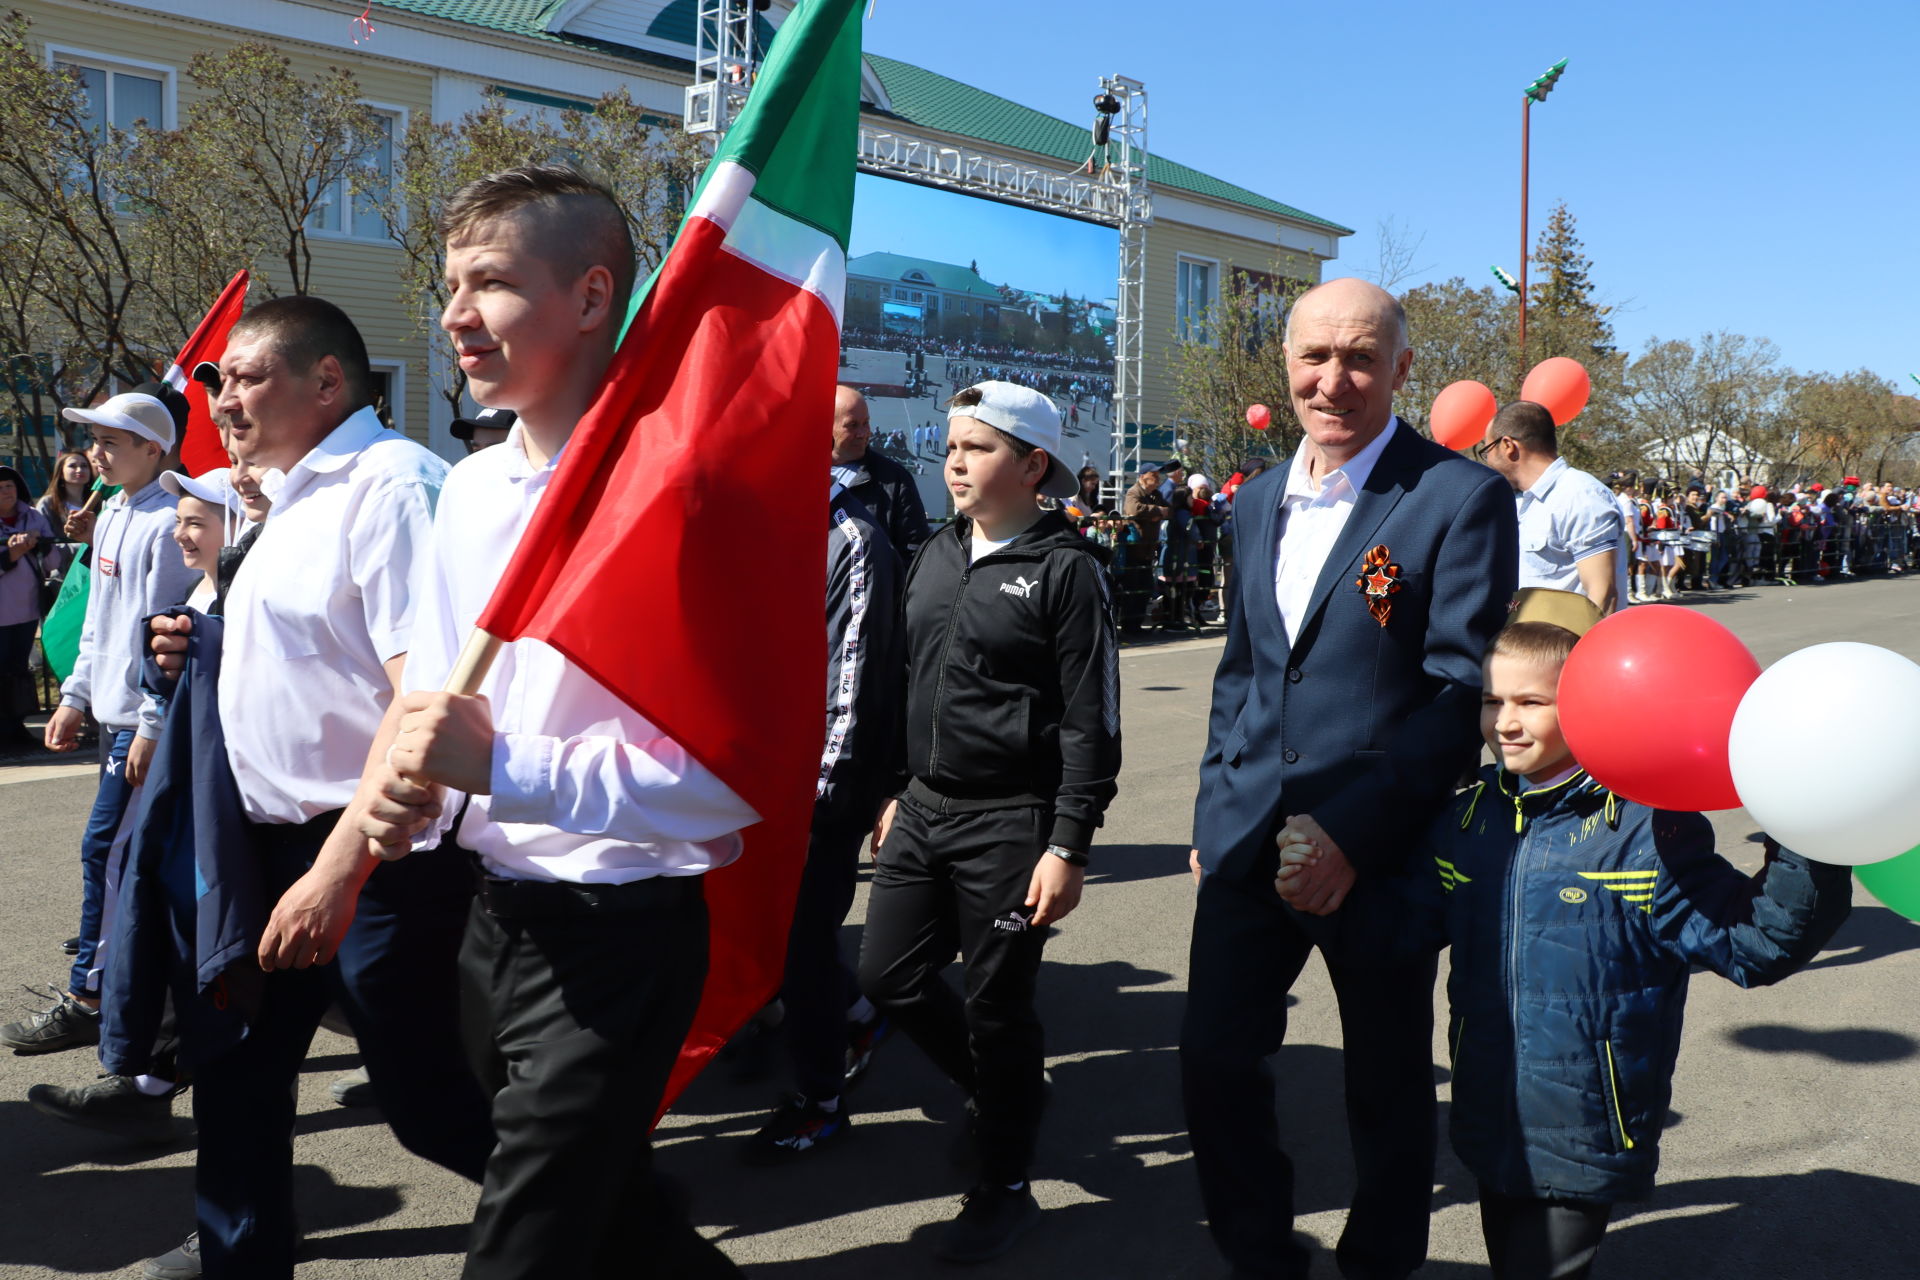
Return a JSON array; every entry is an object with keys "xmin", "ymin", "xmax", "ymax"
[{"xmin": 1421, "ymin": 766, "xmax": 1852, "ymax": 1204}]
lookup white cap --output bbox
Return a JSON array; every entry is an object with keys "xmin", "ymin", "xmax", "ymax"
[
  {"xmin": 948, "ymin": 381, "xmax": 1074, "ymax": 499},
  {"xmin": 159, "ymin": 467, "xmax": 242, "ymax": 515},
  {"xmin": 62, "ymin": 392, "xmax": 177, "ymax": 451}
]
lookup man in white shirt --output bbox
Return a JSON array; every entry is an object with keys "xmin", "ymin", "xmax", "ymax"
[
  {"xmin": 353, "ymin": 166, "xmax": 751, "ymax": 1278},
  {"xmin": 1477, "ymin": 401, "xmax": 1624, "ymax": 613},
  {"xmin": 147, "ymin": 296, "xmax": 493, "ymax": 1280}
]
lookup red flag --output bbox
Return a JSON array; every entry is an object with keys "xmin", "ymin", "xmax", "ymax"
[
  {"xmin": 473, "ymin": 0, "xmax": 861, "ymax": 1115},
  {"xmin": 162, "ymin": 270, "xmax": 249, "ymax": 475}
]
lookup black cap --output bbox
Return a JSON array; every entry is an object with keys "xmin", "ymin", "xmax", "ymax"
[
  {"xmin": 130, "ymin": 380, "xmax": 191, "ymax": 435},
  {"xmin": 451, "ymin": 406, "xmax": 516, "ymax": 442},
  {"xmin": 190, "ymin": 360, "xmax": 221, "ymax": 389}
]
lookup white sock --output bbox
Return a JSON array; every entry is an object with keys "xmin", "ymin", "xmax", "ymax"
[
  {"xmin": 132, "ymin": 1074, "xmax": 174, "ymax": 1097},
  {"xmin": 847, "ymin": 995, "xmax": 877, "ymax": 1025},
  {"xmin": 814, "ymin": 1095, "xmax": 840, "ymax": 1113}
]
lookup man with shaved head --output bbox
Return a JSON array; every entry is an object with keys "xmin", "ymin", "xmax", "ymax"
[{"xmin": 1182, "ymin": 277, "xmax": 1518, "ymax": 1279}]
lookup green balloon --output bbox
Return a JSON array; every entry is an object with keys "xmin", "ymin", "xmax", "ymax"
[{"xmin": 1854, "ymin": 845, "xmax": 1920, "ymax": 923}]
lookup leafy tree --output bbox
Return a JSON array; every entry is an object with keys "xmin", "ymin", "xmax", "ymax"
[{"xmin": 1397, "ymin": 277, "xmax": 1519, "ymax": 433}]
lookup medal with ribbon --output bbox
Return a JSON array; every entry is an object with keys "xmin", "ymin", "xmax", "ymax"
[{"xmin": 1355, "ymin": 544, "xmax": 1403, "ymax": 627}]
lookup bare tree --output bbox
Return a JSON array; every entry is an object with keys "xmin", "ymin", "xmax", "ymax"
[
  {"xmin": 1168, "ymin": 258, "xmax": 1312, "ymax": 478},
  {"xmin": 1364, "ymin": 216, "xmax": 1432, "ymax": 291}
]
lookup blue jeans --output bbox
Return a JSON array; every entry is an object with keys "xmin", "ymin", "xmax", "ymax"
[{"xmin": 72, "ymin": 726, "xmax": 136, "ymax": 996}]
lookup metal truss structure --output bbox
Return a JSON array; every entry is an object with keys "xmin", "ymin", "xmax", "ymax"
[{"xmin": 686, "ymin": 16, "xmax": 1151, "ymax": 483}]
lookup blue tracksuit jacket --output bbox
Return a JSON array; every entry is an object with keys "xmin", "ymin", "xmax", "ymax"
[{"xmin": 1420, "ymin": 766, "xmax": 1852, "ymax": 1203}]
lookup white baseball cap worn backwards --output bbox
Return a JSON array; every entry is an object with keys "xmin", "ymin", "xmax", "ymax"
[{"xmin": 949, "ymin": 380, "xmax": 1075, "ymax": 499}]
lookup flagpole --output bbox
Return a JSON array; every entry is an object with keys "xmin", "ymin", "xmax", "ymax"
[{"xmin": 444, "ymin": 628, "xmax": 503, "ymax": 697}]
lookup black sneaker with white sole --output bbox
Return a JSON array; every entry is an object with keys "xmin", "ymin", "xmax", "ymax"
[
  {"xmin": 935, "ymin": 1183, "xmax": 1040, "ymax": 1264},
  {"xmin": 743, "ymin": 1093, "xmax": 851, "ymax": 1164},
  {"xmin": 0, "ymin": 985, "xmax": 100, "ymax": 1055},
  {"xmin": 27, "ymin": 1074, "xmax": 190, "ymax": 1144}
]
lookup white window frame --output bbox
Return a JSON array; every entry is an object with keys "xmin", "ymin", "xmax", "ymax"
[
  {"xmin": 368, "ymin": 359, "xmax": 407, "ymax": 435},
  {"xmin": 44, "ymin": 46, "xmax": 177, "ymax": 132},
  {"xmin": 1176, "ymin": 254, "xmax": 1219, "ymax": 345},
  {"xmin": 306, "ymin": 101, "xmax": 408, "ymax": 244}
]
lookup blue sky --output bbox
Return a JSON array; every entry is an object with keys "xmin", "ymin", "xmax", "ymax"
[
  {"xmin": 864, "ymin": 0, "xmax": 1918, "ymax": 389},
  {"xmin": 849, "ymin": 174, "xmax": 1118, "ymax": 302}
]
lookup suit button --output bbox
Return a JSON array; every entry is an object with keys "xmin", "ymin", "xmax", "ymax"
[
  {"xmin": 1286, "ymin": 667, "xmax": 1302, "ymax": 684},
  {"xmin": 1283, "ymin": 748, "xmax": 1299, "ymax": 764}
]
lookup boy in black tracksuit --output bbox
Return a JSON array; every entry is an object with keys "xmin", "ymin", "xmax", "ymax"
[{"xmin": 859, "ymin": 381, "xmax": 1121, "ymax": 1265}]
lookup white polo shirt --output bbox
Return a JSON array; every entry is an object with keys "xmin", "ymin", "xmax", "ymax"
[
  {"xmin": 220, "ymin": 408, "xmax": 447, "ymax": 824},
  {"xmin": 1273, "ymin": 417, "xmax": 1398, "ymax": 644},
  {"xmin": 1515, "ymin": 457, "xmax": 1625, "ymax": 601},
  {"xmin": 405, "ymin": 425, "xmax": 755, "ymax": 884}
]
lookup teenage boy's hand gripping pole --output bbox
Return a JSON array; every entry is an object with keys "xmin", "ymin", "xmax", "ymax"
[{"xmin": 358, "ymin": 630, "xmax": 505, "ymax": 856}]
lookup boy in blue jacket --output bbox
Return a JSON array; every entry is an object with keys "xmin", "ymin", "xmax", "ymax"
[{"xmin": 1280, "ymin": 602, "xmax": 1852, "ymax": 1280}]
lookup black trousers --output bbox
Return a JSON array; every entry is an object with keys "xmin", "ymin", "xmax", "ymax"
[
  {"xmin": 857, "ymin": 792, "xmax": 1053, "ymax": 1185},
  {"xmin": 194, "ymin": 816, "xmax": 495, "ymax": 1280},
  {"xmin": 1479, "ymin": 1187, "xmax": 1613, "ymax": 1280},
  {"xmin": 1180, "ymin": 871, "xmax": 1438, "ymax": 1280},
  {"xmin": 782, "ymin": 785, "xmax": 883, "ymax": 1102},
  {"xmin": 459, "ymin": 870, "xmax": 739, "ymax": 1280}
]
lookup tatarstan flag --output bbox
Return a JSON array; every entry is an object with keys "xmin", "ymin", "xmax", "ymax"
[
  {"xmin": 473, "ymin": 0, "xmax": 860, "ymax": 1114},
  {"xmin": 162, "ymin": 270, "xmax": 249, "ymax": 476}
]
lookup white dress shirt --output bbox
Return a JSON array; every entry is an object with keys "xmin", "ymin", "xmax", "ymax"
[
  {"xmin": 405, "ymin": 424, "xmax": 756, "ymax": 884},
  {"xmin": 220, "ymin": 408, "xmax": 448, "ymax": 824},
  {"xmin": 1516, "ymin": 457, "xmax": 1626, "ymax": 602},
  {"xmin": 1273, "ymin": 418, "xmax": 1399, "ymax": 644}
]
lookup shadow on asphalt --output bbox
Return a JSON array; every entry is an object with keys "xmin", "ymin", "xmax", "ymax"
[
  {"xmin": 1725, "ymin": 1023, "xmax": 1919, "ymax": 1064},
  {"xmin": 1605, "ymin": 1169, "xmax": 1920, "ymax": 1275},
  {"xmin": 0, "ymin": 1102, "xmax": 400, "ymax": 1274},
  {"xmin": 1803, "ymin": 903, "xmax": 1920, "ymax": 971}
]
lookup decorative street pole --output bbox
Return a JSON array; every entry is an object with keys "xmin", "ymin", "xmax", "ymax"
[{"xmin": 1519, "ymin": 58, "xmax": 1568, "ymax": 353}]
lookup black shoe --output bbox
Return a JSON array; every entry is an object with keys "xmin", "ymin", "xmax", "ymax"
[
  {"xmin": 742, "ymin": 1094, "xmax": 851, "ymax": 1164},
  {"xmin": 935, "ymin": 1183, "xmax": 1040, "ymax": 1263},
  {"xmin": 27, "ymin": 1074, "xmax": 190, "ymax": 1145},
  {"xmin": 144, "ymin": 1231, "xmax": 201, "ymax": 1280},
  {"xmin": 330, "ymin": 1065, "xmax": 375, "ymax": 1108},
  {"xmin": 61, "ymin": 937, "xmax": 80, "ymax": 956},
  {"xmin": 0, "ymin": 985, "xmax": 100, "ymax": 1055},
  {"xmin": 843, "ymin": 1015, "xmax": 890, "ymax": 1089}
]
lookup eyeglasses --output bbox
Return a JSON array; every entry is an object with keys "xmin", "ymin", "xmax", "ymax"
[{"xmin": 1472, "ymin": 435, "xmax": 1510, "ymax": 462}]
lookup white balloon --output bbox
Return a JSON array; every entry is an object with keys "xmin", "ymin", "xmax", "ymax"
[{"xmin": 1728, "ymin": 642, "xmax": 1920, "ymax": 866}]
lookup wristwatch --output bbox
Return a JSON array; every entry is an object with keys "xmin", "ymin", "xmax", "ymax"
[{"xmin": 1046, "ymin": 844, "xmax": 1089, "ymax": 868}]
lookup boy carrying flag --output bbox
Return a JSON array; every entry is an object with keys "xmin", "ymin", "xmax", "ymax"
[{"xmin": 1280, "ymin": 591, "xmax": 1853, "ymax": 1280}]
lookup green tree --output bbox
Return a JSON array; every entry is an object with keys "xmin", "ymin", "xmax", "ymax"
[
  {"xmin": 1524, "ymin": 201, "xmax": 1631, "ymax": 472},
  {"xmin": 1397, "ymin": 277, "xmax": 1518, "ymax": 434}
]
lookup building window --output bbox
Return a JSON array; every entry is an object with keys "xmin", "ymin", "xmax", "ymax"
[
  {"xmin": 51, "ymin": 51, "xmax": 171, "ymax": 138},
  {"xmin": 368, "ymin": 360, "xmax": 405, "ymax": 433},
  {"xmin": 1176, "ymin": 257, "xmax": 1216, "ymax": 344},
  {"xmin": 307, "ymin": 108, "xmax": 399, "ymax": 241}
]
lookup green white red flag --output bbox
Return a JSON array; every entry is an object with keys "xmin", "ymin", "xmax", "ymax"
[{"xmin": 473, "ymin": 0, "xmax": 862, "ymax": 1114}]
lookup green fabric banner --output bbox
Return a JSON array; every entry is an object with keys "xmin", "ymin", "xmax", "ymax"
[{"xmin": 41, "ymin": 556, "xmax": 88, "ymax": 685}]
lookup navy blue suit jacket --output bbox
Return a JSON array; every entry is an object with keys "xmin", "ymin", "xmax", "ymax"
[{"xmin": 1192, "ymin": 421, "xmax": 1518, "ymax": 961}]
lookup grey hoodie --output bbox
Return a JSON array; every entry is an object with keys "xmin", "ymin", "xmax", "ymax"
[{"xmin": 59, "ymin": 477, "xmax": 200, "ymax": 737}]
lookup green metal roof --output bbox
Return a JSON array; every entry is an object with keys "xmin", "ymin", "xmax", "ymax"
[
  {"xmin": 357, "ymin": 6, "xmax": 1351, "ymax": 235},
  {"xmin": 848, "ymin": 252, "xmax": 1005, "ymax": 299},
  {"xmin": 862, "ymin": 54, "xmax": 1353, "ymax": 236}
]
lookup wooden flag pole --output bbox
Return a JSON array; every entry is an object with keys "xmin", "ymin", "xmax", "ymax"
[{"xmin": 445, "ymin": 627, "xmax": 504, "ymax": 698}]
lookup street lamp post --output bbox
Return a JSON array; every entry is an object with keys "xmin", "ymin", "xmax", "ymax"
[{"xmin": 1519, "ymin": 58, "xmax": 1568, "ymax": 353}]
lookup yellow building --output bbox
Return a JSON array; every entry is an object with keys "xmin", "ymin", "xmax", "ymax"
[{"xmin": 9, "ymin": 0, "xmax": 1349, "ymax": 461}]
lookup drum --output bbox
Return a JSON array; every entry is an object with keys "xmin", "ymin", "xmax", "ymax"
[
  {"xmin": 1650, "ymin": 530, "xmax": 1686, "ymax": 545},
  {"xmin": 1683, "ymin": 532, "xmax": 1716, "ymax": 552}
]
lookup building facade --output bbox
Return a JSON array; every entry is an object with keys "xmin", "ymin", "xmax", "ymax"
[{"xmin": 7, "ymin": 0, "xmax": 1348, "ymax": 464}]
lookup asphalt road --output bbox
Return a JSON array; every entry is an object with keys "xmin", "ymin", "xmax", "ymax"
[{"xmin": 2, "ymin": 577, "xmax": 1917, "ymax": 1279}]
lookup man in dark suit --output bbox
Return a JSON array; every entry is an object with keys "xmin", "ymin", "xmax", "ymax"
[{"xmin": 1181, "ymin": 279, "xmax": 1518, "ymax": 1280}]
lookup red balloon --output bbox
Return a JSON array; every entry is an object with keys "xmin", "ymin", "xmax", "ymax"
[
  {"xmin": 1556, "ymin": 605, "xmax": 1760, "ymax": 810},
  {"xmin": 1520, "ymin": 357, "xmax": 1591, "ymax": 426},
  {"xmin": 1245, "ymin": 403, "xmax": 1271, "ymax": 431},
  {"xmin": 1429, "ymin": 380, "xmax": 1498, "ymax": 450}
]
